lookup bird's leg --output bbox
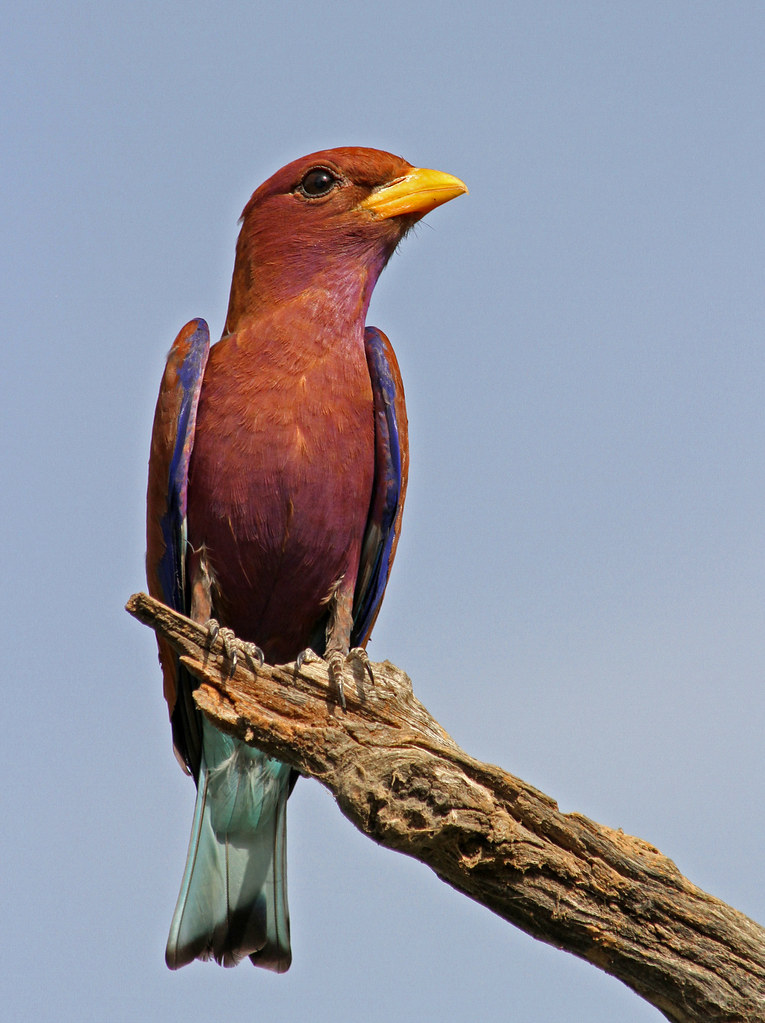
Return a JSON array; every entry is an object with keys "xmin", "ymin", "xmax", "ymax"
[
  {"xmin": 324, "ymin": 583, "xmax": 374, "ymax": 709},
  {"xmin": 189, "ymin": 546, "xmax": 264, "ymax": 677},
  {"xmin": 189, "ymin": 545, "xmax": 214, "ymax": 624}
]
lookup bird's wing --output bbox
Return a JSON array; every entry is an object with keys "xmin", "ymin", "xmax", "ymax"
[
  {"xmin": 352, "ymin": 326, "xmax": 409, "ymax": 647},
  {"xmin": 146, "ymin": 317, "xmax": 209, "ymax": 772}
]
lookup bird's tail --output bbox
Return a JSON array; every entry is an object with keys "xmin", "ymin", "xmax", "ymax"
[{"xmin": 166, "ymin": 715, "xmax": 293, "ymax": 971}]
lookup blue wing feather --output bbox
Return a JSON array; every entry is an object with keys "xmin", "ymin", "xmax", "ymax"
[
  {"xmin": 352, "ymin": 326, "xmax": 408, "ymax": 646},
  {"xmin": 147, "ymin": 317, "xmax": 210, "ymax": 774},
  {"xmin": 155, "ymin": 318, "xmax": 210, "ymax": 615}
]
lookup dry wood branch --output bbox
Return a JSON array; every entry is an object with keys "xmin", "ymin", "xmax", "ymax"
[{"xmin": 127, "ymin": 591, "xmax": 765, "ymax": 1022}]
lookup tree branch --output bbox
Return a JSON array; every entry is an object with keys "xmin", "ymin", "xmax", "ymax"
[{"xmin": 127, "ymin": 591, "xmax": 765, "ymax": 1022}]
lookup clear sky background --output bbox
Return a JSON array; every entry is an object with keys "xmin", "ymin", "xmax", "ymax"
[{"xmin": 4, "ymin": 3, "xmax": 764, "ymax": 1020}]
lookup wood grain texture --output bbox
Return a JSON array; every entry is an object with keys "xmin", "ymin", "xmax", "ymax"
[{"xmin": 127, "ymin": 591, "xmax": 765, "ymax": 1022}]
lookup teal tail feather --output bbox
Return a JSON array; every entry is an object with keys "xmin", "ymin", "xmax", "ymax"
[{"xmin": 166, "ymin": 716, "xmax": 293, "ymax": 971}]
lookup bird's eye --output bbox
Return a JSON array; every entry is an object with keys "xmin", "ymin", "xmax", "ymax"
[{"xmin": 298, "ymin": 168, "xmax": 339, "ymax": 198}]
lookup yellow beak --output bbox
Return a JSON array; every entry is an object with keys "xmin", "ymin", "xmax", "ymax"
[{"xmin": 357, "ymin": 167, "xmax": 468, "ymax": 219}]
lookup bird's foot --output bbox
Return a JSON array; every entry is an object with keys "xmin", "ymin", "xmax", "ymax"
[
  {"xmin": 326, "ymin": 648, "xmax": 374, "ymax": 709},
  {"xmin": 204, "ymin": 619, "xmax": 264, "ymax": 677}
]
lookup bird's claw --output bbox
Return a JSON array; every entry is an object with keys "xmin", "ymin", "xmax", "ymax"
[
  {"xmin": 326, "ymin": 648, "xmax": 374, "ymax": 709},
  {"xmin": 204, "ymin": 619, "xmax": 264, "ymax": 678},
  {"xmin": 218, "ymin": 627, "xmax": 239, "ymax": 676},
  {"xmin": 296, "ymin": 648, "xmax": 321, "ymax": 669},
  {"xmin": 327, "ymin": 652, "xmax": 347, "ymax": 709},
  {"xmin": 241, "ymin": 640, "xmax": 265, "ymax": 671},
  {"xmin": 348, "ymin": 647, "xmax": 375, "ymax": 684}
]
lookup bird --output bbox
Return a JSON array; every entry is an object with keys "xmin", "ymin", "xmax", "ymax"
[{"xmin": 146, "ymin": 147, "xmax": 467, "ymax": 972}]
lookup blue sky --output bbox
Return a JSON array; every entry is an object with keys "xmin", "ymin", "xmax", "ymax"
[{"xmin": 4, "ymin": 3, "xmax": 764, "ymax": 1020}]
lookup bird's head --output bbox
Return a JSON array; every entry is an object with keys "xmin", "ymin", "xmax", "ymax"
[{"xmin": 225, "ymin": 147, "xmax": 467, "ymax": 331}]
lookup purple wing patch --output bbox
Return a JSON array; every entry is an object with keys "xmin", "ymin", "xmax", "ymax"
[
  {"xmin": 156, "ymin": 318, "xmax": 210, "ymax": 614},
  {"xmin": 352, "ymin": 326, "xmax": 408, "ymax": 646}
]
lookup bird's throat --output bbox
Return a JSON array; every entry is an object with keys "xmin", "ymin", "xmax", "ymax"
[{"xmin": 225, "ymin": 262, "xmax": 377, "ymax": 348}]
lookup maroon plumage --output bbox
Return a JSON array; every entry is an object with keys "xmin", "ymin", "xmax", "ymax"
[
  {"xmin": 146, "ymin": 147, "xmax": 466, "ymax": 971},
  {"xmin": 187, "ymin": 150, "xmax": 416, "ymax": 661}
]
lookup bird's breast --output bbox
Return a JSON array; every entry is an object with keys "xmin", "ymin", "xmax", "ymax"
[{"xmin": 186, "ymin": 329, "xmax": 375, "ymax": 659}]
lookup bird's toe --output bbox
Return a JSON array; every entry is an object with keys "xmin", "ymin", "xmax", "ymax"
[
  {"xmin": 348, "ymin": 647, "xmax": 374, "ymax": 683},
  {"xmin": 241, "ymin": 640, "xmax": 265, "ymax": 670},
  {"xmin": 326, "ymin": 651, "xmax": 347, "ymax": 709}
]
